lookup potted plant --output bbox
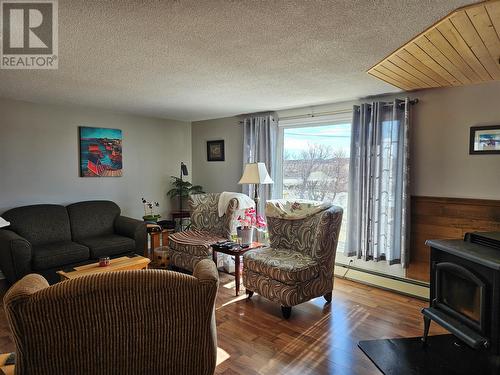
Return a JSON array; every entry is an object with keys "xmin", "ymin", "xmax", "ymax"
[
  {"xmin": 236, "ymin": 208, "xmax": 267, "ymax": 245},
  {"xmin": 141, "ymin": 198, "xmax": 161, "ymax": 222},
  {"xmin": 166, "ymin": 177, "xmax": 204, "ymax": 211}
]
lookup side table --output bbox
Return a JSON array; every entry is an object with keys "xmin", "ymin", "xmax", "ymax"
[
  {"xmin": 212, "ymin": 242, "xmax": 265, "ymax": 296},
  {"xmin": 145, "ymin": 224, "xmax": 173, "ymax": 257},
  {"xmin": 171, "ymin": 211, "xmax": 190, "ymax": 231}
]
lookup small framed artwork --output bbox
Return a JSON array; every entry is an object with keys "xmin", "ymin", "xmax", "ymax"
[
  {"xmin": 207, "ymin": 140, "xmax": 225, "ymax": 161},
  {"xmin": 79, "ymin": 126, "xmax": 123, "ymax": 177},
  {"xmin": 470, "ymin": 125, "xmax": 500, "ymax": 155}
]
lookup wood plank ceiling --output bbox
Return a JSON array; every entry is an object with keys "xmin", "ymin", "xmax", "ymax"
[{"xmin": 368, "ymin": 0, "xmax": 500, "ymax": 90}]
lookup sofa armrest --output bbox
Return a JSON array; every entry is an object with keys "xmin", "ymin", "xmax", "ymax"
[
  {"xmin": 115, "ymin": 216, "xmax": 146, "ymax": 253},
  {"xmin": 0, "ymin": 229, "xmax": 33, "ymax": 284}
]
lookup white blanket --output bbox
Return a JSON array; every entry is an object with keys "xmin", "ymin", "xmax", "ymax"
[
  {"xmin": 0, "ymin": 217, "xmax": 10, "ymax": 228},
  {"xmin": 218, "ymin": 192, "xmax": 255, "ymax": 217}
]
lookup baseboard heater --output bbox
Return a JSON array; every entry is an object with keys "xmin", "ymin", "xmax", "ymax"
[{"xmin": 334, "ymin": 262, "xmax": 430, "ymax": 300}]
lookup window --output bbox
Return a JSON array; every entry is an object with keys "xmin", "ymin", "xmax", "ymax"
[{"xmin": 277, "ymin": 115, "xmax": 351, "ymax": 253}]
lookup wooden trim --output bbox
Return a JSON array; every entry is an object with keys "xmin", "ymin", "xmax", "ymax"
[{"xmin": 414, "ymin": 195, "xmax": 500, "ymax": 207}]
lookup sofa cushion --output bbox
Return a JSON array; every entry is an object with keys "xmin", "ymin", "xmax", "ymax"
[
  {"xmin": 243, "ymin": 248, "xmax": 319, "ymax": 284},
  {"xmin": 2, "ymin": 205, "xmax": 72, "ymax": 246},
  {"xmin": 67, "ymin": 201, "xmax": 120, "ymax": 240},
  {"xmin": 169, "ymin": 230, "xmax": 226, "ymax": 257},
  {"xmin": 32, "ymin": 241, "xmax": 90, "ymax": 270},
  {"xmin": 77, "ymin": 234, "xmax": 136, "ymax": 258}
]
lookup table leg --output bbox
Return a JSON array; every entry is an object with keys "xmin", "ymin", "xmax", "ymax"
[
  {"xmin": 151, "ymin": 232, "xmax": 161, "ymax": 251},
  {"xmin": 235, "ymin": 255, "xmax": 240, "ymax": 296}
]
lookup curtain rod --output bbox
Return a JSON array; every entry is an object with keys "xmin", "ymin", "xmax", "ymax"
[
  {"xmin": 353, "ymin": 98, "xmax": 419, "ymax": 111},
  {"xmin": 238, "ymin": 98, "xmax": 418, "ymax": 124}
]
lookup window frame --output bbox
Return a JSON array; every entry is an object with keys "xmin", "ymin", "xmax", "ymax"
[{"xmin": 275, "ymin": 109, "xmax": 353, "ymax": 199}]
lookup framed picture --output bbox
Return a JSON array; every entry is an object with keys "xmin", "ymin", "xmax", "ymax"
[
  {"xmin": 79, "ymin": 127, "xmax": 123, "ymax": 177},
  {"xmin": 207, "ymin": 140, "xmax": 225, "ymax": 161},
  {"xmin": 470, "ymin": 125, "xmax": 500, "ymax": 155}
]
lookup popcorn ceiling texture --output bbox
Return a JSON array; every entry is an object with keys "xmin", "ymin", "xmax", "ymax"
[{"xmin": 0, "ymin": 0, "xmax": 478, "ymax": 121}]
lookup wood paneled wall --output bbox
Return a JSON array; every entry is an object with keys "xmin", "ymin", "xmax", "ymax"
[{"xmin": 408, "ymin": 196, "xmax": 500, "ymax": 282}]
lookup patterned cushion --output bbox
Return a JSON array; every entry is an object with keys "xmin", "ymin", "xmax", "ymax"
[
  {"xmin": 266, "ymin": 199, "xmax": 332, "ymax": 220},
  {"xmin": 169, "ymin": 230, "xmax": 226, "ymax": 257},
  {"xmin": 189, "ymin": 193, "xmax": 238, "ymax": 238},
  {"xmin": 244, "ymin": 248, "xmax": 319, "ymax": 284}
]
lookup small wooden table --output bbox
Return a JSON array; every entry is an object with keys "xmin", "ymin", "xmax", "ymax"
[
  {"xmin": 57, "ymin": 255, "xmax": 151, "ymax": 281},
  {"xmin": 212, "ymin": 242, "xmax": 265, "ymax": 296}
]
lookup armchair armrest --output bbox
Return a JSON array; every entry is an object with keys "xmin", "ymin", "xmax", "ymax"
[
  {"xmin": 114, "ymin": 216, "xmax": 146, "ymax": 254},
  {"xmin": 0, "ymin": 229, "xmax": 33, "ymax": 284},
  {"xmin": 4, "ymin": 274, "xmax": 49, "ymax": 308},
  {"xmin": 193, "ymin": 259, "xmax": 219, "ymax": 285}
]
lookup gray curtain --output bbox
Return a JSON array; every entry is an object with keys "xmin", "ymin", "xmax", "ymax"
[
  {"xmin": 346, "ymin": 98, "xmax": 411, "ymax": 267},
  {"xmin": 242, "ymin": 113, "xmax": 278, "ymax": 214}
]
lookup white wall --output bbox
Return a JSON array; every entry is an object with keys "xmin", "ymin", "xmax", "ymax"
[
  {"xmin": 0, "ymin": 98, "xmax": 192, "ymax": 219},
  {"xmin": 191, "ymin": 81, "xmax": 500, "ymax": 201},
  {"xmin": 191, "ymin": 116, "xmax": 243, "ymax": 193},
  {"xmin": 410, "ymin": 81, "xmax": 500, "ymax": 200}
]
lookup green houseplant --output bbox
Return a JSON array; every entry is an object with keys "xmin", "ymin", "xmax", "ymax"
[{"xmin": 167, "ymin": 177, "xmax": 204, "ymax": 211}]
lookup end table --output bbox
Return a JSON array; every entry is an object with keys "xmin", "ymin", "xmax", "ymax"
[{"xmin": 212, "ymin": 242, "xmax": 265, "ymax": 296}]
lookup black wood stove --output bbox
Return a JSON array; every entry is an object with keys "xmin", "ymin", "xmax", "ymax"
[{"xmin": 423, "ymin": 232, "xmax": 500, "ymax": 354}]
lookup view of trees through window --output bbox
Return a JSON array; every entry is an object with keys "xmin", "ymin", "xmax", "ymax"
[{"xmin": 282, "ymin": 124, "xmax": 351, "ymax": 252}]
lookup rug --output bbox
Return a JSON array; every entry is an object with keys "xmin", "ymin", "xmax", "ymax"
[{"xmin": 358, "ymin": 334, "xmax": 500, "ymax": 375}]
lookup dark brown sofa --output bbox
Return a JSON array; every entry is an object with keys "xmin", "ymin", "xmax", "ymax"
[{"xmin": 0, "ymin": 201, "xmax": 146, "ymax": 284}]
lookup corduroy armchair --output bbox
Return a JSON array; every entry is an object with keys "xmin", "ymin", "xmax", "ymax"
[
  {"xmin": 4, "ymin": 260, "xmax": 219, "ymax": 375},
  {"xmin": 243, "ymin": 200, "xmax": 343, "ymax": 319}
]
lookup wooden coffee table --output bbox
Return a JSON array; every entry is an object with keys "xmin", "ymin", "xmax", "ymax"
[
  {"xmin": 57, "ymin": 255, "xmax": 151, "ymax": 281},
  {"xmin": 212, "ymin": 242, "xmax": 265, "ymax": 296}
]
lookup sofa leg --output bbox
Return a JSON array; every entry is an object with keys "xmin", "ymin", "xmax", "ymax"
[
  {"xmin": 324, "ymin": 291, "xmax": 332, "ymax": 303},
  {"xmin": 281, "ymin": 306, "xmax": 292, "ymax": 319},
  {"xmin": 246, "ymin": 290, "xmax": 254, "ymax": 299}
]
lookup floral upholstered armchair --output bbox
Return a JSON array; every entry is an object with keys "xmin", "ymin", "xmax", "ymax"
[
  {"xmin": 168, "ymin": 193, "xmax": 239, "ymax": 271},
  {"xmin": 243, "ymin": 200, "xmax": 343, "ymax": 318}
]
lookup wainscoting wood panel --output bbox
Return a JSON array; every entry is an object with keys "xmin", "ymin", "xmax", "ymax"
[
  {"xmin": 368, "ymin": 0, "xmax": 500, "ymax": 90},
  {"xmin": 408, "ymin": 196, "xmax": 500, "ymax": 282}
]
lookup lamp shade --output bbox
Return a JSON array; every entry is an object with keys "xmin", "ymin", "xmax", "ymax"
[
  {"xmin": 0, "ymin": 217, "xmax": 10, "ymax": 228},
  {"xmin": 238, "ymin": 162, "xmax": 274, "ymax": 185}
]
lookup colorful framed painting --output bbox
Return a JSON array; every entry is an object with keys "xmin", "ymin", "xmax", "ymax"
[
  {"xmin": 470, "ymin": 125, "xmax": 500, "ymax": 155},
  {"xmin": 207, "ymin": 140, "xmax": 225, "ymax": 161},
  {"xmin": 79, "ymin": 127, "xmax": 123, "ymax": 177}
]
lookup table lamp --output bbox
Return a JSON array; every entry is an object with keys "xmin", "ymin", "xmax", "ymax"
[
  {"xmin": 238, "ymin": 162, "xmax": 273, "ymax": 215},
  {"xmin": 0, "ymin": 217, "xmax": 10, "ymax": 228}
]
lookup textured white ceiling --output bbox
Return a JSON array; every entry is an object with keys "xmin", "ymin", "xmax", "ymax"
[{"xmin": 0, "ymin": 0, "xmax": 478, "ymax": 121}]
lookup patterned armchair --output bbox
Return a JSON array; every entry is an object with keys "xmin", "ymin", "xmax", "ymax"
[
  {"xmin": 243, "ymin": 200, "xmax": 343, "ymax": 318},
  {"xmin": 168, "ymin": 193, "xmax": 239, "ymax": 271}
]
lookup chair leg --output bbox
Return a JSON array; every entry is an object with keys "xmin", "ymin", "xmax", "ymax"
[
  {"xmin": 324, "ymin": 291, "xmax": 332, "ymax": 303},
  {"xmin": 281, "ymin": 306, "xmax": 292, "ymax": 319},
  {"xmin": 422, "ymin": 315, "xmax": 431, "ymax": 346},
  {"xmin": 246, "ymin": 290, "xmax": 254, "ymax": 299}
]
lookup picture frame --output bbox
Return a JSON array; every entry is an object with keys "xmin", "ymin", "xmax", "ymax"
[
  {"xmin": 207, "ymin": 140, "xmax": 225, "ymax": 161},
  {"xmin": 79, "ymin": 126, "xmax": 123, "ymax": 177},
  {"xmin": 470, "ymin": 125, "xmax": 500, "ymax": 155}
]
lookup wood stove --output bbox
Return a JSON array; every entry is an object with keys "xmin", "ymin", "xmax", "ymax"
[{"xmin": 423, "ymin": 232, "xmax": 500, "ymax": 353}]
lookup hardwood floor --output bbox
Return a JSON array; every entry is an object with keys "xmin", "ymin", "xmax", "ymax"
[
  {"xmin": 214, "ymin": 274, "xmax": 444, "ymax": 375},
  {"xmin": 0, "ymin": 274, "xmax": 445, "ymax": 375}
]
